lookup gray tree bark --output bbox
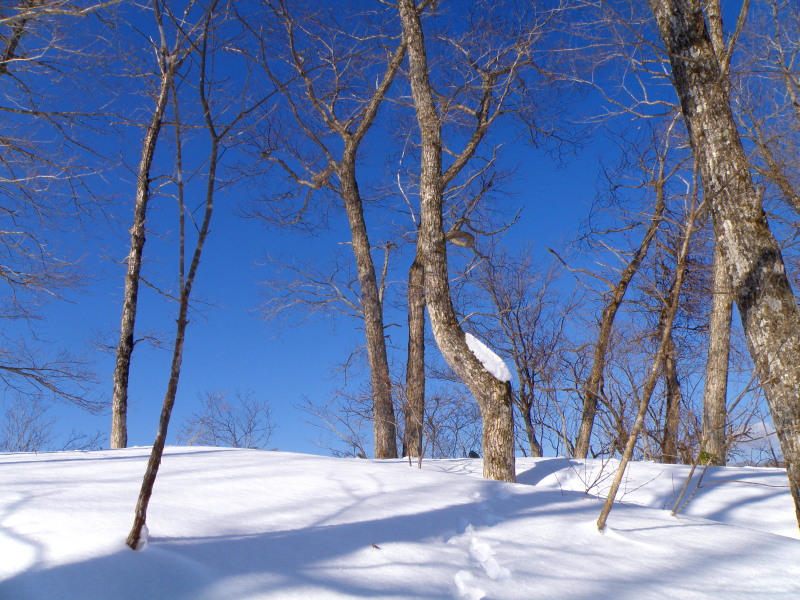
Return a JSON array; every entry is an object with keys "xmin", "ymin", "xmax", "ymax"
[
  {"xmin": 661, "ymin": 328, "xmax": 682, "ymax": 463},
  {"xmin": 398, "ymin": 0, "xmax": 515, "ymax": 482},
  {"xmin": 702, "ymin": 240, "xmax": 732, "ymax": 465},
  {"xmin": 404, "ymin": 250, "xmax": 425, "ymax": 459},
  {"xmin": 649, "ymin": 0, "xmax": 800, "ymax": 526}
]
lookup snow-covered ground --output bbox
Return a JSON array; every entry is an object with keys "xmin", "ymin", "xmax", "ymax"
[{"xmin": 2, "ymin": 447, "xmax": 799, "ymax": 599}]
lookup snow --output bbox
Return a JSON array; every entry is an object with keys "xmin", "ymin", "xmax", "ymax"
[
  {"xmin": 465, "ymin": 333, "xmax": 512, "ymax": 382},
  {"xmin": 2, "ymin": 447, "xmax": 800, "ymax": 599}
]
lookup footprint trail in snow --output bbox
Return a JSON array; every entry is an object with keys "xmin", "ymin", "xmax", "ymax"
[{"xmin": 450, "ymin": 491, "xmax": 512, "ymax": 600}]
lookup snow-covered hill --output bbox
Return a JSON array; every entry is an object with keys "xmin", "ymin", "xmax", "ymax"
[{"xmin": 2, "ymin": 447, "xmax": 799, "ymax": 599}]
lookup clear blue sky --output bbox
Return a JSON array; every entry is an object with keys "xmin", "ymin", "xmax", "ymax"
[{"xmin": 42, "ymin": 132, "xmax": 599, "ymax": 456}]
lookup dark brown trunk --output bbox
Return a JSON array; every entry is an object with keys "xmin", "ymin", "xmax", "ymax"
[
  {"xmin": 520, "ymin": 389, "xmax": 543, "ymax": 458},
  {"xmin": 111, "ymin": 59, "xmax": 175, "ymax": 450},
  {"xmin": 702, "ymin": 240, "xmax": 731, "ymax": 465},
  {"xmin": 404, "ymin": 251, "xmax": 425, "ymax": 459},
  {"xmin": 649, "ymin": 0, "xmax": 800, "ymax": 527}
]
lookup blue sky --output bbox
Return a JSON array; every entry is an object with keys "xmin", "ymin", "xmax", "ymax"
[{"xmin": 41, "ymin": 129, "xmax": 598, "ymax": 455}]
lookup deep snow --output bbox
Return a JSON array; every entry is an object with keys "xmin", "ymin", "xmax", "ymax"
[{"xmin": 1, "ymin": 447, "xmax": 799, "ymax": 599}]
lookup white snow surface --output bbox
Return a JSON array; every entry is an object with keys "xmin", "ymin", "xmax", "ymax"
[
  {"xmin": 2, "ymin": 447, "xmax": 800, "ymax": 599},
  {"xmin": 464, "ymin": 333, "xmax": 512, "ymax": 382}
]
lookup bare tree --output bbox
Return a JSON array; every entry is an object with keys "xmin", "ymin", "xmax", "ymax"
[
  {"xmin": 127, "ymin": 0, "xmax": 268, "ymax": 549},
  {"xmin": 0, "ymin": 1, "xmax": 116, "ymax": 412},
  {"xmin": 397, "ymin": 0, "xmax": 555, "ymax": 481},
  {"xmin": 403, "ymin": 248, "xmax": 425, "ymax": 458},
  {"xmin": 470, "ymin": 251, "xmax": 578, "ymax": 458},
  {"xmin": 178, "ymin": 391, "xmax": 276, "ymax": 449},
  {"xmin": 701, "ymin": 240, "xmax": 732, "ymax": 465},
  {"xmin": 244, "ymin": 0, "xmax": 413, "ymax": 458},
  {"xmin": 574, "ymin": 119, "xmax": 680, "ymax": 458},
  {"xmin": 648, "ymin": 0, "xmax": 800, "ymax": 528},
  {"xmin": 111, "ymin": 0, "xmax": 211, "ymax": 449},
  {"xmin": 598, "ymin": 187, "xmax": 701, "ymax": 530},
  {"xmin": 0, "ymin": 395, "xmax": 53, "ymax": 452}
]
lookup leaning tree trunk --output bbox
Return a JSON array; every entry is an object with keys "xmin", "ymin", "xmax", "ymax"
[
  {"xmin": 597, "ymin": 196, "xmax": 699, "ymax": 531},
  {"xmin": 702, "ymin": 240, "xmax": 732, "ymax": 465},
  {"xmin": 404, "ymin": 250, "xmax": 425, "ymax": 459},
  {"xmin": 128, "ymin": 31, "xmax": 219, "ymax": 545},
  {"xmin": 574, "ymin": 177, "xmax": 666, "ymax": 458},
  {"xmin": 111, "ymin": 58, "xmax": 175, "ymax": 449},
  {"xmin": 649, "ymin": 0, "xmax": 800, "ymax": 527},
  {"xmin": 338, "ymin": 159, "xmax": 398, "ymax": 459},
  {"xmin": 398, "ymin": 0, "xmax": 515, "ymax": 482}
]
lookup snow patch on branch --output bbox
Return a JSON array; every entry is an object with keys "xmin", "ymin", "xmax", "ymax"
[{"xmin": 465, "ymin": 333, "xmax": 512, "ymax": 383}]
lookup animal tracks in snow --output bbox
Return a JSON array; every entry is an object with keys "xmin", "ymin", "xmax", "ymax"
[{"xmin": 449, "ymin": 494, "xmax": 512, "ymax": 600}]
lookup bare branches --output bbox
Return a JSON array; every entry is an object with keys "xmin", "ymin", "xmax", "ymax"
[{"xmin": 178, "ymin": 391, "xmax": 276, "ymax": 449}]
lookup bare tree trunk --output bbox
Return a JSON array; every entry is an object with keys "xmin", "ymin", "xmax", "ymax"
[
  {"xmin": 574, "ymin": 171, "xmax": 666, "ymax": 458},
  {"xmin": 338, "ymin": 162, "xmax": 398, "ymax": 459},
  {"xmin": 520, "ymin": 391, "xmax": 544, "ymax": 457},
  {"xmin": 253, "ymin": 6, "xmax": 407, "ymax": 458},
  {"xmin": 702, "ymin": 240, "xmax": 732, "ymax": 465},
  {"xmin": 649, "ymin": 0, "xmax": 800, "ymax": 527},
  {"xmin": 661, "ymin": 329, "xmax": 682, "ymax": 463},
  {"xmin": 128, "ymin": 6, "xmax": 238, "ymax": 547},
  {"xmin": 404, "ymin": 250, "xmax": 425, "ymax": 459},
  {"xmin": 111, "ymin": 4, "xmax": 181, "ymax": 449},
  {"xmin": 597, "ymin": 197, "xmax": 699, "ymax": 531},
  {"xmin": 128, "ymin": 122, "xmax": 216, "ymax": 551},
  {"xmin": 398, "ymin": 0, "xmax": 515, "ymax": 482}
]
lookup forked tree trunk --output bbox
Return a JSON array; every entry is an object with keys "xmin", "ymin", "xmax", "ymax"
[
  {"xmin": 649, "ymin": 0, "xmax": 800, "ymax": 527},
  {"xmin": 398, "ymin": 0, "xmax": 515, "ymax": 482},
  {"xmin": 404, "ymin": 251, "xmax": 425, "ymax": 459},
  {"xmin": 128, "ymin": 21, "xmax": 219, "ymax": 545},
  {"xmin": 702, "ymin": 240, "xmax": 732, "ymax": 465}
]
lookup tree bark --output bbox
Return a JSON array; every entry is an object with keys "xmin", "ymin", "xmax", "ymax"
[
  {"xmin": 128, "ymin": 19, "xmax": 219, "ymax": 546},
  {"xmin": 702, "ymin": 239, "xmax": 732, "ymax": 465},
  {"xmin": 404, "ymin": 250, "xmax": 425, "ymax": 459},
  {"xmin": 110, "ymin": 49, "xmax": 176, "ymax": 450},
  {"xmin": 649, "ymin": 0, "xmax": 800, "ymax": 526},
  {"xmin": 338, "ymin": 159, "xmax": 398, "ymax": 459},
  {"xmin": 661, "ymin": 328, "xmax": 682, "ymax": 463},
  {"xmin": 398, "ymin": 0, "xmax": 515, "ymax": 482}
]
